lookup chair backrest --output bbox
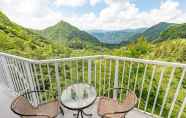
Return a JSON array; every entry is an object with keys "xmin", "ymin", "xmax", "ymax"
[
  {"xmin": 121, "ymin": 91, "xmax": 137, "ymax": 112},
  {"xmin": 11, "ymin": 96, "xmax": 36, "ymax": 116}
]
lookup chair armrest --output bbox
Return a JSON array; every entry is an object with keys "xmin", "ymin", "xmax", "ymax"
[
  {"xmin": 22, "ymin": 89, "xmax": 58, "ymax": 98},
  {"xmin": 103, "ymin": 88, "xmax": 129, "ymax": 96},
  {"xmin": 36, "ymin": 113, "xmax": 52, "ymax": 118},
  {"xmin": 14, "ymin": 112, "xmax": 51, "ymax": 118},
  {"xmin": 102, "ymin": 110, "xmax": 129, "ymax": 117}
]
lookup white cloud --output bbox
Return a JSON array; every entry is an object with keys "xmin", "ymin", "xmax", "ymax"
[
  {"xmin": 54, "ymin": 0, "xmax": 87, "ymax": 7},
  {"xmin": 0, "ymin": 0, "xmax": 62, "ymax": 29},
  {"xmin": 54, "ymin": 0, "xmax": 100, "ymax": 7},
  {"xmin": 69, "ymin": 0, "xmax": 186, "ymax": 30},
  {"xmin": 0, "ymin": 0, "xmax": 186, "ymax": 30},
  {"xmin": 89, "ymin": 0, "xmax": 101, "ymax": 6}
]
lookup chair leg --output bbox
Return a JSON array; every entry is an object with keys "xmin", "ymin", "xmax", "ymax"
[{"xmin": 60, "ymin": 107, "xmax": 64, "ymax": 116}]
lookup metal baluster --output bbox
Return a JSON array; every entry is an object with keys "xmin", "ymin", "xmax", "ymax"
[
  {"xmin": 113, "ymin": 60, "xmax": 119, "ymax": 100},
  {"xmin": 63, "ymin": 62, "xmax": 67, "ymax": 87},
  {"xmin": 127, "ymin": 62, "xmax": 133, "ymax": 95},
  {"xmin": 103, "ymin": 60, "xmax": 107, "ymax": 95},
  {"xmin": 39, "ymin": 64, "xmax": 47, "ymax": 102},
  {"xmin": 168, "ymin": 68, "xmax": 186, "ymax": 118},
  {"xmin": 145, "ymin": 65, "xmax": 156, "ymax": 111},
  {"xmin": 6, "ymin": 57, "xmax": 18, "ymax": 93},
  {"xmin": 159, "ymin": 66, "xmax": 176, "ymax": 116},
  {"xmin": 94, "ymin": 61, "xmax": 97, "ymax": 88},
  {"xmin": 177, "ymin": 95, "xmax": 186, "ymax": 118},
  {"xmin": 11, "ymin": 59, "xmax": 22, "ymax": 94},
  {"xmin": 88, "ymin": 59, "xmax": 92, "ymax": 84},
  {"xmin": 70, "ymin": 61, "xmax": 73, "ymax": 84},
  {"xmin": 76, "ymin": 61, "xmax": 79, "ymax": 82},
  {"xmin": 33, "ymin": 64, "xmax": 42, "ymax": 103},
  {"xmin": 152, "ymin": 66, "xmax": 166, "ymax": 114},
  {"xmin": 138, "ymin": 64, "xmax": 148, "ymax": 108},
  {"xmin": 47, "ymin": 64, "xmax": 53, "ymax": 90},
  {"xmin": 55, "ymin": 63, "xmax": 62, "ymax": 100},
  {"xmin": 82, "ymin": 59, "xmax": 85, "ymax": 82},
  {"xmin": 120, "ymin": 61, "xmax": 126, "ymax": 101},
  {"xmin": 108, "ymin": 60, "xmax": 112, "ymax": 97},
  {"xmin": 133, "ymin": 63, "xmax": 140, "ymax": 92},
  {"xmin": 99, "ymin": 59, "xmax": 102, "ymax": 96}
]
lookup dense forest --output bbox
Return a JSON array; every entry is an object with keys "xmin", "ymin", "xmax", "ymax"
[{"xmin": 1, "ymin": 10, "xmax": 186, "ymax": 118}]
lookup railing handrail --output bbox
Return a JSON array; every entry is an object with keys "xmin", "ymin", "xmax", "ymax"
[
  {"xmin": 1, "ymin": 52, "xmax": 186, "ymax": 68},
  {"xmin": 1, "ymin": 52, "xmax": 186, "ymax": 117}
]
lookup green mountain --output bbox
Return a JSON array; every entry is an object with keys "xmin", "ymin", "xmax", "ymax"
[
  {"xmin": 89, "ymin": 28, "xmax": 146, "ymax": 44},
  {"xmin": 160, "ymin": 23, "xmax": 186, "ymax": 40},
  {"xmin": 0, "ymin": 11, "xmax": 71, "ymax": 59},
  {"xmin": 37, "ymin": 21, "xmax": 100, "ymax": 49},
  {"xmin": 139, "ymin": 22, "xmax": 174, "ymax": 41}
]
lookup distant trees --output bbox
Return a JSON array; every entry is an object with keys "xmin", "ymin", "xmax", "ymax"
[
  {"xmin": 68, "ymin": 37, "xmax": 85, "ymax": 49},
  {"xmin": 113, "ymin": 36, "xmax": 152, "ymax": 58},
  {"xmin": 160, "ymin": 23, "xmax": 186, "ymax": 40}
]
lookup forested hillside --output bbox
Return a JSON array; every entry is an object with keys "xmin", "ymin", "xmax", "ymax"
[
  {"xmin": 36, "ymin": 21, "xmax": 100, "ymax": 49},
  {"xmin": 140, "ymin": 22, "xmax": 174, "ymax": 41},
  {"xmin": 160, "ymin": 23, "xmax": 186, "ymax": 40},
  {"xmin": 89, "ymin": 28, "xmax": 146, "ymax": 44},
  {"xmin": 0, "ymin": 11, "xmax": 71, "ymax": 59}
]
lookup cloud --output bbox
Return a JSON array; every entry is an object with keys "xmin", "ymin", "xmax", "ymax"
[
  {"xmin": 0, "ymin": 0, "xmax": 186, "ymax": 30},
  {"xmin": 89, "ymin": 0, "xmax": 101, "ymax": 6},
  {"xmin": 68, "ymin": 0, "xmax": 186, "ymax": 30},
  {"xmin": 0, "ymin": 0, "xmax": 62, "ymax": 29},
  {"xmin": 54, "ymin": 0, "xmax": 100, "ymax": 7},
  {"xmin": 54, "ymin": 0, "xmax": 87, "ymax": 7}
]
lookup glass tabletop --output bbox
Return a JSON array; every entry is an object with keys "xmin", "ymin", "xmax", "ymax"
[{"xmin": 61, "ymin": 83, "xmax": 97, "ymax": 109}]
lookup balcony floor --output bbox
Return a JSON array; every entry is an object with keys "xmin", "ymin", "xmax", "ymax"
[{"xmin": 0, "ymin": 83, "xmax": 153, "ymax": 118}]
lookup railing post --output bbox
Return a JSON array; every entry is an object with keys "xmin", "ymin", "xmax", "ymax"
[
  {"xmin": 113, "ymin": 60, "xmax": 119, "ymax": 100},
  {"xmin": 25, "ymin": 62, "xmax": 37, "ymax": 106},
  {"xmin": 1, "ymin": 56, "xmax": 14, "ymax": 90},
  {"xmin": 88, "ymin": 59, "xmax": 92, "ymax": 84},
  {"xmin": 55, "ymin": 63, "xmax": 62, "ymax": 100}
]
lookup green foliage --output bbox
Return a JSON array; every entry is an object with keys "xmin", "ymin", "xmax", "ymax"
[
  {"xmin": 35, "ymin": 20, "xmax": 100, "ymax": 49},
  {"xmin": 68, "ymin": 37, "xmax": 85, "ymax": 49},
  {"xmin": 113, "ymin": 36, "xmax": 152, "ymax": 58},
  {"xmin": 150, "ymin": 39, "xmax": 186, "ymax": 62},
  {"xmin": 90, "ymin": 28, "xmax": 146, "ymax": 44},
  {"xmin": 160, "ymin": 23, "xmax": 186, "ymax": 40},
  {"xmin": 0, "ymin": 11, "xmax": 71, "ymax": 59},
  {"xmin": 141, "ymin": 22, "xmax": 174, "ymax": 41}
]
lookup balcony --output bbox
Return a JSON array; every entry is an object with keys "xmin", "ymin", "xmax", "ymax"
[{"xmin": 0, "ymin": 52, "xmax": 186, "ymax": 118}]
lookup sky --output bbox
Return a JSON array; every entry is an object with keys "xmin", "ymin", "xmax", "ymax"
[{"xmin": 0, "ymin": 0, "xmax": 186, "ymax": 30}]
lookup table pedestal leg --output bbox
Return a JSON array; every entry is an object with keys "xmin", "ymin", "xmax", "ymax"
[{"xmin": 73, "ymin": 109, "xmax": 92, "ymax": 118}]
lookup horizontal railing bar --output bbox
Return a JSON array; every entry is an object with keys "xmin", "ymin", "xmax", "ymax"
[
  {"xmin": 1, "ymin": 53, "xmax": 186, "ymax": 68},
  {"xmin": 104, "ymin": 56, "xmax": 186, "ymax": 68},
  {"xmin": 0, "ymin": 52, "xmax": 34, "ymax": 62}
]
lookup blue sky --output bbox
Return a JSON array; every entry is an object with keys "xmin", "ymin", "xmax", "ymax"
[{"xmin": 0, "ymin": 0, "xmax": 186, "ymax": 30}]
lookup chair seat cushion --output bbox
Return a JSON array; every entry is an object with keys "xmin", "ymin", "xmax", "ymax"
[
  {"xmin": 36, "ymin": 100, "xmax": 60, "ymax": 117},
  {"xmin": 103, "ymin": 114, "xmax": 125, "ymax": 118},
  {"xmin": 22, "ymin": 116, "xmax": 50, "ymax": 118},
  {"xmin": 98, "ymin": 97, "xmax": 125, "ymax": 118}
]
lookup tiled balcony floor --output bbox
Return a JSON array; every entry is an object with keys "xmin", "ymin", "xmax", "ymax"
[{"xmin": 0, "ymin": 83, "xmax": 152, "ymax": 118}]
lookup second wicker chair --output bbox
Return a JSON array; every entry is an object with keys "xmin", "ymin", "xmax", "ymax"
[
  {"xmin": 98, "ymin": 89, "xmax": 137, "ymax": 118},
  {"xmin": 10, "ymin": 91, "xmax": 64, "ymax": 118}
]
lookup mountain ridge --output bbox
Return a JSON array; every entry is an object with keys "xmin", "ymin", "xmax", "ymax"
[
  {"xmin": 36, "ymin": 20, "xmax": 100, "ymax": 49},
  {"xmin": 89, "ymin": 28, "xmax": 147, "ymax": 44},
  {"xmin": 0, "ymin": 11, "xmax": 70, "ymax": 59}
]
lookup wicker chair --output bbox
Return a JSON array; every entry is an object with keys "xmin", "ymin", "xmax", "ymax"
[
  {"xmin": 10, "ymin": 91, "xmax": 64, "ymax": 118},
  {"xmin": 98, "ymin": 88, "xmax": 137, "ymax": 118}
]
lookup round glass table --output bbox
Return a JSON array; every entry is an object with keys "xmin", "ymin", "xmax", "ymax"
[{"xmin": 61, "ymin": 83, "xmax": 97, "ymax": 118}]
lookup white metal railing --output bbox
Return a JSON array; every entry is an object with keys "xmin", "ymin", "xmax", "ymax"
[{"xmin": 0, "ymin": 52, "xmax": 186, "ymax": 118}]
